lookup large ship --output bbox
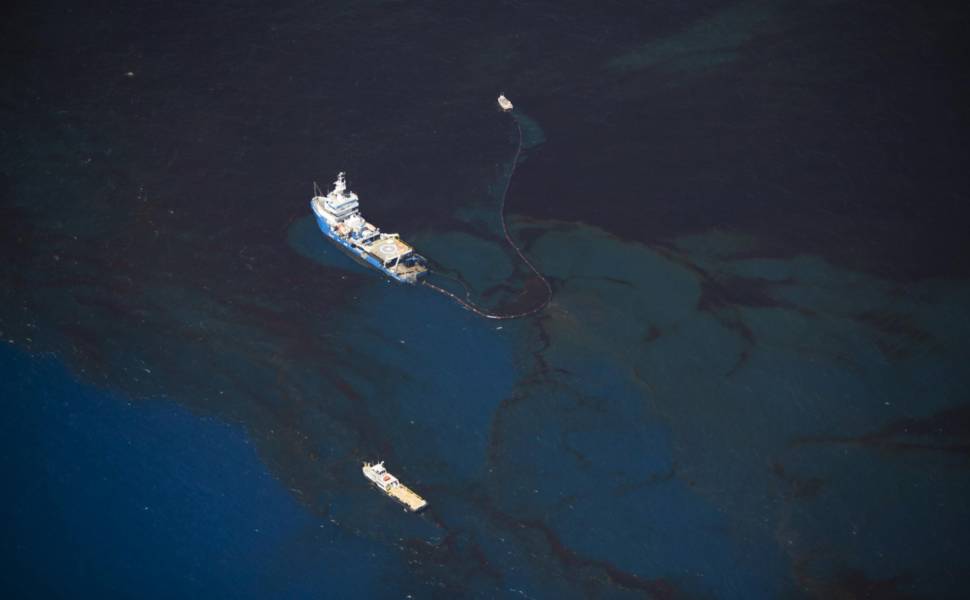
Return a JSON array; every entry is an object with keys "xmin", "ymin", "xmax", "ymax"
[
  {"xmin": 311, "ymin": 173, "xmax": 428, "ymax": 283},
  {"xmin": 362, "ymin": 461, "xmax": 428, "ymax": 512}
]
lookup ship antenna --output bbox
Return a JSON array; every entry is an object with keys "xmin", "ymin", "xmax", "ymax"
[{"xmin": 313, "ymin": 181, "xmax": 322, "ymax": 197}]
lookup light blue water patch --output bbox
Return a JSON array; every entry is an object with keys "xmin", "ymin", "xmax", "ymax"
[
  {"xmin": 329, "ymin": 275, "xmax": 520, "ymax": 482},
  {"xmin": 0, "ymin": 344, "xmax": 403, "ymax": 598},
  {"xmin": 514, "ymin": 111, "xmax": 546, "ymax": 152},
  {"xmin": 495, "ymin": 356, "xmax": 789, "ymax": 599},
  {"xmin": 516, "ymin": 222, "xmax": 970, "ymax": 596},
  {"xmin": 606, "ymin": 0, "xmax": 783, "ymax": 74},
  {"xmin": 416, "ymin": 230, "xmax": 516, "ymax": 294},
  {"xmin": 286, "ymin": 213, "xmax": 375, "ymax": 281}
]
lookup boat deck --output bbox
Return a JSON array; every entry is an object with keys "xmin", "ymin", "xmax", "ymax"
[
  {"xmin": 388, "ymin": 484, "xmax": 427, "ymax": 512},
  {"xmin": 391, "ymin": 261, "xmax": 428, "ymax": 281},
  {"xmin": 366, "ymin": 237, "xmax": 413, "ymax": 263}
]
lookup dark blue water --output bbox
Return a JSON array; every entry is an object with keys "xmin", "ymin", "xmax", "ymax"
[
  {"xmin": 0, "ymin": 343, "xmax": 408, "ymax": 598},
  {"xmin": 3, "ymin": 1, "xmax": 969, "ymax": 597}
]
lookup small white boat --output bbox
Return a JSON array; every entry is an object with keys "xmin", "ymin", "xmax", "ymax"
[
  {"xmin": 362, "ymin": 461, "xmax": 428, "ymax": 512},
  {"xmin": 497, "ymin": 94, "xmax": 513, "ymax": 112}
]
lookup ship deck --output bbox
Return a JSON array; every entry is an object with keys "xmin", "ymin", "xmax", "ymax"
[
  {"xmin": 391, "ymin": 261, "xmax": 428, "ymax": 280},
  {"xmin": 365, "ymin": 237, "xmax": 413, "ymax": 264},
  {"xmin": 388, "ymin": 484, "xmax": 427, "ymax": 512}
]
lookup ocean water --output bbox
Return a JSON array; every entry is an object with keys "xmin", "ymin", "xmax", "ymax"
[
  {"xmin": 0, "ymin": 343, "xmax": 407, "ymax": 598},
  {"xmin": 3, "ymin": 1, "xmax": 969, "ymax": 598}
]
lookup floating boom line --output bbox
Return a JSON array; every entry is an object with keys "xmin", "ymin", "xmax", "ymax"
[{"xmin": 422, "ymin": 108, "xmax": 552, "ymax": 320}]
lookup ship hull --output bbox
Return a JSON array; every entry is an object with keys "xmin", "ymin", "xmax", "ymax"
[{"xmin": 312, "ymin": 208, "xmax": 419, "ymax": 284}]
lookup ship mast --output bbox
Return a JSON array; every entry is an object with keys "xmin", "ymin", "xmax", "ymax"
[{"xmin": 333, "ymin": 172, "xmax": 347, "ymax": 195}]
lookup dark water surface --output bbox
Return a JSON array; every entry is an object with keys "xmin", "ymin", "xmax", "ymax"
[{"xmin": 3, "ymin": 1, "xmax": 969, "ymax": 598}]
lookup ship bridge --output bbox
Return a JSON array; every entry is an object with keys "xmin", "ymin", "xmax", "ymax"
[{"xmin": 322, "ymin": 172, "xmax": 359, "ymax": 219}]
